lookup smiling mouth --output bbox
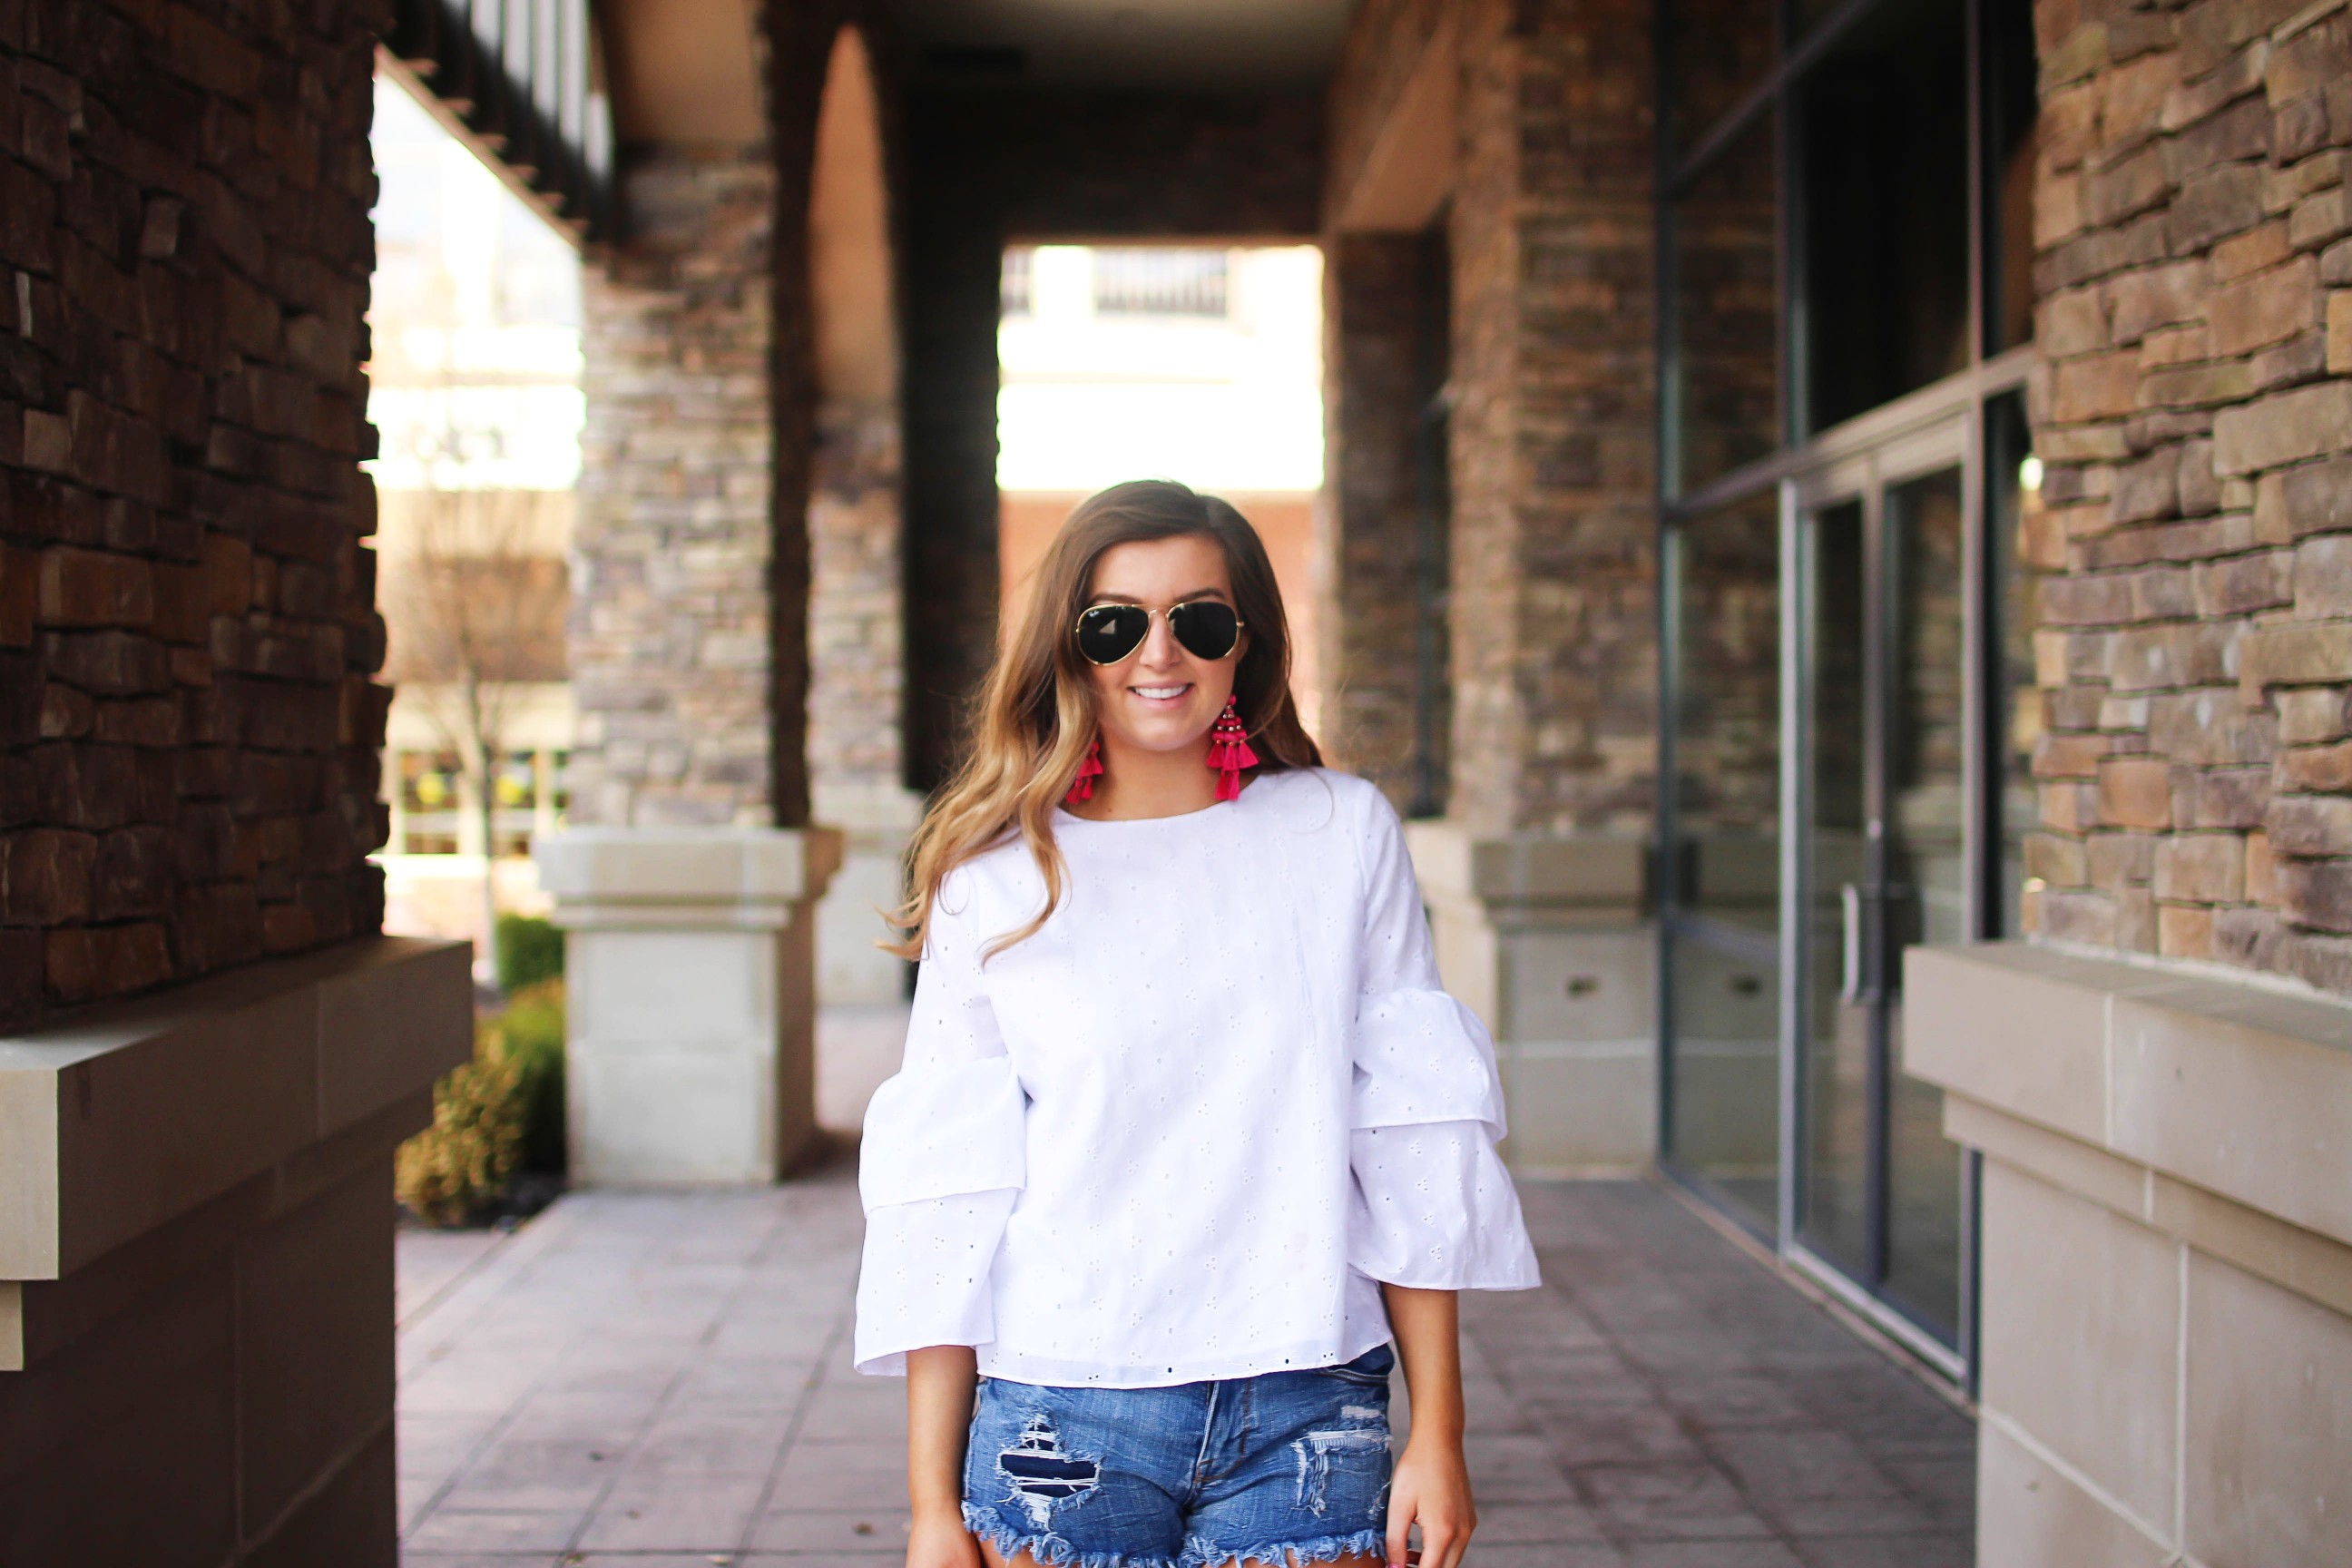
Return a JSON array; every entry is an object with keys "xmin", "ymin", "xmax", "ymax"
[{"xmin": 1129, "ymin": 683, "xmax": 1193, "ymax": 702}]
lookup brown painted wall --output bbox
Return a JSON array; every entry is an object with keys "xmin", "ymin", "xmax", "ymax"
[
  {"xmin": 2024, "ymin": 0, "xmax": 2352, "ymax": 992},
  {"xmin": 0, "ymin": 0, "xmax": 391, "ymax": 1031}
]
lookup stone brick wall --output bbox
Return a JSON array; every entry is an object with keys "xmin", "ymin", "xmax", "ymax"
[
  {"xmin": 809, "ymin": 407, "xmax": 905, "ymax": 808},
  {"xmin": 570, "ymin": 149, "xmax": 780, "ymax": 828},
  {"xmin": 0, "ymin": 0, "xmax": 389, "ymax": 1031},
  {"xmin": 2024, "ymin": 0, "xmax": 2352, "ymax": 991},
  {"xmin": 1437, "ymin": 0, "xmax": 1660, "ymax": 836}
]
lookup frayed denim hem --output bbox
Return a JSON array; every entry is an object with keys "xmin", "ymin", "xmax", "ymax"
[
  {"xmin": 1178, "ymin": 1524, "xmax": 1387, "ymax": 1568},
  {"xmin": 961, "ymin": 1505, "xmax": 1181, "ymax": 1568}
]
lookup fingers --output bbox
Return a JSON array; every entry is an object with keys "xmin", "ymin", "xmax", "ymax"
[
  {"xmin": 1416, "ymin": 1506, "xmax": 1475, "ymax": 1568},
  {"xmin": 1385, "ymin": 1488, "xmax": 1414, "ymax": 1568}
]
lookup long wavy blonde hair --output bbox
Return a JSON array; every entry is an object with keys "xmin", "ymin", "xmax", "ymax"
[{"xmin": 889, "ymin": 480, "xmax": 1322, "ymax": 960}]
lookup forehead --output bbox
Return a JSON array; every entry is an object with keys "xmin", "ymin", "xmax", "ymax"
[{"xmin": 1087, "ymin": 534, "xmax": 1232, "ymax": 599}]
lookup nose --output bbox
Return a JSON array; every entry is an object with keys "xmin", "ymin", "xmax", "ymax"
[{"xmin": 1137, "ymin": 611, "xmax": 1183, "ymax": 670}]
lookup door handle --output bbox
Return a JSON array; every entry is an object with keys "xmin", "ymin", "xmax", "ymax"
[{"xmin": 1840, "ymin": 883, "xmax": 1864, "ymax": 1005}]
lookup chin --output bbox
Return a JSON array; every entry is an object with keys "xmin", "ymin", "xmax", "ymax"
[{"xmin": 1113, "ymin": 712, "xmax": 1214, "ymax": 752}]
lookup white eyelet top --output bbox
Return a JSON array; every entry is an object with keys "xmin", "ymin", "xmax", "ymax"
[{"xmin": 852, "ymin": 767, "xmax": 1540, "ymax": 1387}]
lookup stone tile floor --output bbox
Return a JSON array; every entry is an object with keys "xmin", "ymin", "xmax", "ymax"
[{"xmin": 397, "ymin": 1166, "xmax": 1975, "ymax": 1567}]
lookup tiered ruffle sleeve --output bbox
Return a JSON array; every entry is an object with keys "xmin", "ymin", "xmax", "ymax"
[
  {"xmin": 1346, "ymin": 799, "xmax": 1541, "ymax": 1291},
  {"xmin": 852, "ymin": 873, "xmax": 1027, "ymax": 1376}
]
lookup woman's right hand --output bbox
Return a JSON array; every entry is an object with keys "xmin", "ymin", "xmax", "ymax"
[{"xmin": 906, "ymin": 1509, "xmax": 984, "ymax": 1568}]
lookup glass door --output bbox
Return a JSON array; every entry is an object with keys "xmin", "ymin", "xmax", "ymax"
[{"xmin": 1790, "ymin": 432, "xmax": 1970, "ymax": 1352}]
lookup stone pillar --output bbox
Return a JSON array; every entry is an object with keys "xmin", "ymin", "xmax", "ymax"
[
  {"xmin": 1908, "ymin": 944, "xmax": 2352, "ymax": 1566},
  {"xmin": 1445, "ymin": 0, "xmax": 1657, "ymax": 837},
  {"xmin": 1409, "ymin": 826, "xmax": 1653, "ymax": 1172},
  {"xmin": 1329, "ymin": 0, "xmax": 1660, "ymax": 1168},
  {"xmin": 572, "ymin": 148, "xmax": 788, "ymax": 829},
  {"xmin": 536, "ymin": 828, "xmax": 841, "ymax": 1183}
]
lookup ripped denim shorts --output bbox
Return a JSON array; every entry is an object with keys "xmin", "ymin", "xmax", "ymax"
[{"xmin": 962, "ymin": 1344, "xmax": 1395, "ymax": 1568}]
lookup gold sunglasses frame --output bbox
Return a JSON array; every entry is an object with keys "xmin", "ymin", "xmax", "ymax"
[{"xmin": 1070, "ymin": 601, "xmax": 1247, "ymax": 666}]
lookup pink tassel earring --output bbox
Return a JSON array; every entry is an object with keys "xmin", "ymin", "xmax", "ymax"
[
  {"xmin": 1206, "ymin": 694, "xmax": 1258, "ymax": 802},
  {"xmin": 1064, "ymin": 737, "xmax": 1103, "ymax": 806}
]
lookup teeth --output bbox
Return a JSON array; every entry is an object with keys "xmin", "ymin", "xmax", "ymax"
[{"xmin": 1132, "ymin": 685, "xmax": 1189, "ymax": 700}]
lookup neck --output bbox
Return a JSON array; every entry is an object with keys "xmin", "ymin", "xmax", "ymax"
[{"xmin": 1078, "ymin": 730, "xmax": 1220, "ymax": 819}]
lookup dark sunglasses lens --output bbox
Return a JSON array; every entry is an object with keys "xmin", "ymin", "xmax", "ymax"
[
  {"xmin": 1168, "ymin": 602, "xmax": 1240, "ymax": 660},
  {"xmin": 1076, "ymin": 605, "xmax": 1151, "ymax": 664}
]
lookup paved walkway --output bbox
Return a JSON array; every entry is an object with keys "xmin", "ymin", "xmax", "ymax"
[{"xmin": 396, "ymin": 1170, "xmax": 1975, "ymax": 1567}]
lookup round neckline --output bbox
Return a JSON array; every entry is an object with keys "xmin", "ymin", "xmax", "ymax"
[{"xmin": 1053, "ymin": 769, "xmax": 1280, "ymax": 828}]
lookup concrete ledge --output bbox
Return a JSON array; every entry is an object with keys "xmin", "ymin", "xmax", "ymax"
[
  {"xmin": 0, "ymin": 937, "xmax": 473, "ymax": 1287},
  {"xmin": 1907, "ymin": 942, "xmax": 2352, "ymax": 1249},
  {"xmin": 1909, "ymin": 941, "xmax": 2352, "ymax": 1565},
  {"xmin": 1406, "ymin": 823, "xmax": 1647, "ymax": 910},
  {"xmin": 0, "ymin": 937, "xmax": 471, "ymax": 1565}
]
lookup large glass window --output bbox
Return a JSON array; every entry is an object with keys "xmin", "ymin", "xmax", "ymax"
[
  {"xmin": 1672, "ymin": 495, "xmax": 1785, "ymax": 917},
  {"xmin": 1666, "ymin": 0, "xmax": 1777, "ymax": 155},
  {"xmin": 1983, "ymin": 0, "xmax": 2042, "ymax": 356},
  {"xmin": 1990, "ymin": 393, "xmax": 2044, "ymax": 936},
  {"xmin": 1671, "ymin": 112, "xmax": 1782, "ymax": 495},
  {"xmin": 1792, "ymin": 0, "xmax": 1971, "ymax": 433},
  {"xmin": 1799, "ymin": 495, "xmax": 1869, "ymax": 1277},
  {"xmin": 1662, "ymin": 491, "xmax": 1783, "ymax": 1237},
  {"xmin": 1657, "ymin": 0, "xmax": 2041, "ymax": 1379},
  {"xmin": 1664, "ymin": 0, "xmax": 2022, "ymax": 472}
]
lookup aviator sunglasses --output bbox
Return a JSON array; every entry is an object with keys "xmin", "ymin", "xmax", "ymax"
[{"xmin": 1073, "ymin": 600, "xmax": 1245, "ymax": 665}]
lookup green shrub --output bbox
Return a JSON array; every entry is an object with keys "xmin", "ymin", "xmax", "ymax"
[
  {"xmin": 395, "ymin": 978, "xmax": 569, "ymax": 1223},
  {"xmin": 397, "ymin": 1017, "xmax": 527, "ymax": 1226},
  {"xmin": 495, "ymin": 913, "xmax": 564, "ymax": 994},
  {"xmin": 497, "ymin": 978, "xmax": 567, "ymax": 1174}
]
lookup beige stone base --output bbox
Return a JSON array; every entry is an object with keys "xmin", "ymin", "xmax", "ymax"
[
  {"xmin": 536, "ymin": 827, "xmax": 843, "ymax": 1184},
  {"xmin": 1406, "ymin": 825, "xmax": 1655, "ymax": 1173},
  {"xmin": 0, "ymin": 937, "xmax": 472, "ymax": 1564},
  {"xmin": 810, "ymin": 781, "xmax": 919, "ymax": 1009},
  {"xmin": 1907, "ymin": 943, "xmax": 2352, "ymax": 1568}
]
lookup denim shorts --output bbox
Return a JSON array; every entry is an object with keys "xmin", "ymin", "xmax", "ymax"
[{"xmin": 962, "ymin": 1344, "xmax": 1396, "ymax": 1568}]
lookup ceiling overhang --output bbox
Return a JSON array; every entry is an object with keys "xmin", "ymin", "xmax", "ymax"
[
  {"xmin": 881, "ymin": 0, "xmax": 1355, "ymax": 91},
  {"xmin": 600, "ymin": 0, "xmax": 766, "ymax": 145}
]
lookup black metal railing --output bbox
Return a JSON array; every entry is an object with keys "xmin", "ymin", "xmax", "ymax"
[{"xmin": 385, "ymin": 0, "xmax": 615, "ymax": 241}]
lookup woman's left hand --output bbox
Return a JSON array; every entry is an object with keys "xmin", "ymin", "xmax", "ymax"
[{"xmin": 1384, "ymin": 1434, "xmax": 1475, "ymax": 1568}]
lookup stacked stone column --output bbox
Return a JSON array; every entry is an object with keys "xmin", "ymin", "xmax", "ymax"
[
  {"xmin": 571, "ymin": 150, "xmax": 784, "ymax": 829},
  {"xmin": 2024, "ymin": 0, "xmax": 2352, "ymax": 994},
  {"xmin": 1327, "ymin": 0, "xmax": 1661, "ymax": 1171}
]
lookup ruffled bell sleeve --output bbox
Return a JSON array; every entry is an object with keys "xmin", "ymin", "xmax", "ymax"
[
  {"xmin": 852, "ymin": 870, "xmax": 1027, "ymax": 1376},
  {"xmin": 1345, "ymin": 798, "xmax": 1541, "ymax": 1291}
]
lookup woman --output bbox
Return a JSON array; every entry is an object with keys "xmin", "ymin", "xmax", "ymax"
[{"xmin": 857, "ymin": 481, "xmax": 1537, "ymax": 1568}]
